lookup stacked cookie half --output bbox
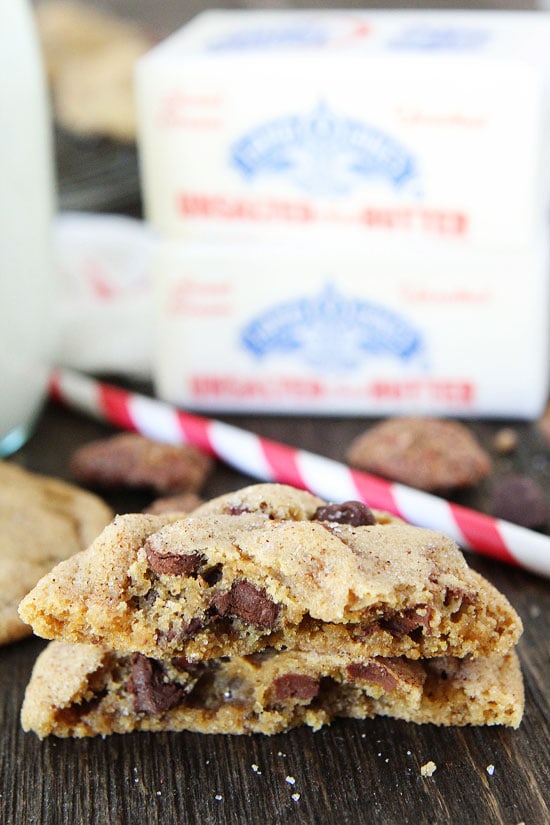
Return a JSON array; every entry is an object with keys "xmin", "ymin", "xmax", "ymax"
[{"xmin": 19, "ymin": 484, "xmax": 524, "ymax": 738}]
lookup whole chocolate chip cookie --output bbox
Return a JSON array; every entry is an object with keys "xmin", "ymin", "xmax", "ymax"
[{"xmin": 346, "ymin": 417, "xmax": 492, "ymax": 492}]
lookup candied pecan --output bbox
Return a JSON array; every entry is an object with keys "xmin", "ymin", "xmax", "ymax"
[
  {"xmin": 313, "ymin": 501, "xmax": 376, "ymax": 527},
  {"xmin": 128, "ymin": 653, "xmax": 186, "ymax": 713},
  {"xmin": 209, "ymin": 580, "xmax": 280, "ymax": 629}
]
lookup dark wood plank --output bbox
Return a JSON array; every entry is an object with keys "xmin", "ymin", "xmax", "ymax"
[{"xmin": 1, "ymin": 399, "xmax": 549, "ymax": 825}]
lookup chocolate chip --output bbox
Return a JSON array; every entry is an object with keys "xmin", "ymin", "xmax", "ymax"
[
  {"xmin": 346, "ymin": 661, "xmax": 399, "ymax": 692},
  {"xmin": 209, "ymin": 580, "xmax": 280, "ymax": 629},
  {"xmin": 489, "ymin": 475, "xmax": 548, "ymax": 529},
  {"xmin": 380, "ymin": 606, "xmax": 432, "ymax": 638},
  {"xmin": 156, "ymin": 618, "xmax": 204, "ymax": 647},
  {"xmin": 54, "ymin": 692, "xmax": 107, "ymax": 727},
  {"xmin": 271, "ymin": 673, "xmax": 320, "ymax": 702},
  {"xmin": 444, "ymin": 587, "xmax": 476, "ymax": 609},
  {"xmin": 145, "ymin": 540, "xmax": 206, "ymax": 577},
  {"xmin": 171, "ymin": 657, "xmax": 207, "ymax": 678},
  {"xmin": 245, "ymin": 649, "xmax": 278, "ymax": 667},
  {"xmin": 313, "ymin": 501, "xmax": 376, "ymax": 527},
  {"xmin": 128, "ymin": 653, "xmax": 186, "ymax": 714},
  {"xmin": 202, "ymin": 564, "xmax": 223, "ymax": 586}
]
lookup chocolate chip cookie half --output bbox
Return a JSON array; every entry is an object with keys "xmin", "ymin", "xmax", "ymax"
[
  {"xmin": 21, "ymin": 642, "xmax": 524, "ymax": 738},
  {"xmin": 18, "ymin": 484, "xmax": 522, "ymax": 662}
]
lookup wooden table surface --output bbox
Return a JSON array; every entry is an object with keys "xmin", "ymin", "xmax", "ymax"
[{"xmin": 1, "ymin": 399, "xmax": 549, "ymax": 825}]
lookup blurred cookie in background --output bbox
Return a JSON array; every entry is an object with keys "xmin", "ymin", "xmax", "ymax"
[
  {"xmin": 70, "ymin": 433, "xmax": 213, "ymax": 495},
  {"xmin": 489, "ymin": 475, "xmax": 548, "ymax": 530},
  {"xmin": 34, "ymin": 0, "xmax": 152, "ymax": 142},
  {"xmin": 0, "ymin": 461, "xmax": 112, "ymax": 645},
  {"xmin": 346, "ymin": 417, "xmax": 492, "ymax": 493},
  {"xmin": 144, "ymin": 492, "xmax": 204, "ymax": 516}
]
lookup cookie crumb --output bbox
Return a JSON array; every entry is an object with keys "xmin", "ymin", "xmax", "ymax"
[
  {"xmin": 285, "ymin": 776, "xmax": 296, "ymax": 785},
  {"xmin": 291, "ymin": 793, "xmax": 301, "ymax": 802},
  {"xmin": 493, "ymin": 428, "xmax": 518, "ymax": 454},
  {"xmin": 214, "ymin": 794, "xmax": 223, "ymax": 802},
  {"xmin": 251, "ymin": 764, "xmax": 262, "ymax": 775},
  {"xmin": 420, "ymin": 761, "xmax": 437, "ymax": 777},
  {"xmin": 486, "ymin": 764, "xmax": 495, "ymax": 776}
]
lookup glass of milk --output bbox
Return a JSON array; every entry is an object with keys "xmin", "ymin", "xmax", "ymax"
[{"xmin": 0, "ymin": 0, "xmax": 55, "ymax": 456}]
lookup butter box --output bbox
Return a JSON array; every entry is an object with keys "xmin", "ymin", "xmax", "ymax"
[
  {"xmin": 137, "ymin": 9, "xmax": 550, "ymax": 246},
  {"xmin": 153, "ymin": 239, "xmax": 550, "ymax": 418}
]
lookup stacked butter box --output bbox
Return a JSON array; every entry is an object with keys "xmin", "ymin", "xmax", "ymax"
[
  {"xmin": 136, "ymin": 9, "xmax": 550, "ymax": 419},
  {"xmin": 19, "ymin": 485, "xmax": 524, "ymax": 738}
]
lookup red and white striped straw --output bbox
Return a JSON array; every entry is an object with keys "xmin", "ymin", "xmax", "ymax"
[{"xmin": 50, "ymin": 368, "xmax": 550, "ymax": 580}]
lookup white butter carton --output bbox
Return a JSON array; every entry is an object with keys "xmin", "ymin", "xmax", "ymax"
[
  {"xmin": 137, "ymin": 10, "xmax": 550, "ymax": 246},
  {"xmin": 153, "ymin": 239, "xmax": 550, "ymax": 418}
]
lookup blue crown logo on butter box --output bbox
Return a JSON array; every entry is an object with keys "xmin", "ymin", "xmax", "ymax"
[
  {"xmin": 241, "ymin": 283, "xmax": 423, "ymax": 371},
  {"xmin": 206, "ymin": 18, "xmax": 371, "ymax": 52},
  {"xmin": 388, "ymin": 25, "xmax": 489, "ymax": 51},
  {"xmin": 207, "ymin": 24, "xmax": 328, "ymax": 50},
  {"xmin": 231, "ymin": 103, "xmax": 416, "ymax": 196}
]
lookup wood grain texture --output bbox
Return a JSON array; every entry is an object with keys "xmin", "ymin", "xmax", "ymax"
[{"xmin": 1, "ymin": 400, "xmax": 549, "ymax": 825}]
